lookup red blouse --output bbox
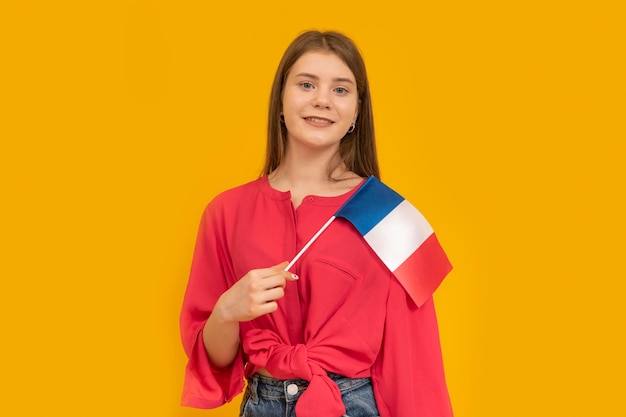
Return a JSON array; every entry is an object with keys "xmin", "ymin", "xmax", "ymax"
[{"xmin": 180, "ymin": 177, "xmax": 453, "ymax": 417}]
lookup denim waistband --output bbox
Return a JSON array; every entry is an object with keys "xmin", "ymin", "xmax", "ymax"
[{"xmin": 246, "ymin": 373, "xmax": 372, "ymax": 403}]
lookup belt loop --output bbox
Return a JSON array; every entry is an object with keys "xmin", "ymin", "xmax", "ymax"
[{"xmin": 249, "ymin": 375, "xmax": 259, "ymax": 405}]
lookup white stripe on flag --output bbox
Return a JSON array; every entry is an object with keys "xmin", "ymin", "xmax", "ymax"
[{"xmin": 363, "ymin": 200, "xmax": 434, "ymax": 271}]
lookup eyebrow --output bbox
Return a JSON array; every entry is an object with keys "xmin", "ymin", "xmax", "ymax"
[{"xmin": 293, "ymin": 72, "xmax": 355, "ymax": 85}]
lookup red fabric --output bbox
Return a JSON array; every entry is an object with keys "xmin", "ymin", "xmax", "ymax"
[
  {"xmin": 244, "ymin": 330, "xmax": 346, "ymax": 417},
  {"xmin": 180, "ymin": 177, "xmax": 453, "ymax": 416}
]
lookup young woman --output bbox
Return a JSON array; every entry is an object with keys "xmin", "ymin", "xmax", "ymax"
[{"xmin": 180, "ymin": 30, "xmax": 453, "ymax": 417}]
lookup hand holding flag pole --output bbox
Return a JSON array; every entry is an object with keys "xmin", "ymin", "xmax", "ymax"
[{"xmin": 283, "ymin": 176, "xmax": 452, "ymax": 307}]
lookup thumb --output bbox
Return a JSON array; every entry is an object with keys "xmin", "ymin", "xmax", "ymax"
[
  {"xmin": 273, "ymin": 261, "xmax": 299, "ymax": 281},
  {"xmin": 273, "ymin": 261, "xmax": 289, "ymax": 270}
]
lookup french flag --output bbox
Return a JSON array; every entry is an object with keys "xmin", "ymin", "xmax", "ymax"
[
  {"xmin": 334, "ymin": 176, "xmax": 452, "ymax": 307},
  {"xmin": 286, "ymin": 176, "xmax": 452, "ymax": 307}
]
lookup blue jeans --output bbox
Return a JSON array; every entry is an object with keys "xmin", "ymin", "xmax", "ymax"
[{"xmin": 239, "ymin": 373, "xmax": 380, "ymax": 417}]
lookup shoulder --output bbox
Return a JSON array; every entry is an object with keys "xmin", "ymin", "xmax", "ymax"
[
  {"xmin": 210, "ymin": 177, "xmax": 264, "ymax": 206},
  {"xmin": 195, "ymin": 178, "xmax": 264, "ymax": 230}
]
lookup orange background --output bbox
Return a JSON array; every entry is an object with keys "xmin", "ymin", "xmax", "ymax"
[{"xmin": 1, "ymin": 1, "xmax": 624, "ymax": 416}]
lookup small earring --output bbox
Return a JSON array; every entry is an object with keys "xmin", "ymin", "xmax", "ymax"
[
  {"xmin": 280, "ymin": 114, "xmax": 285, "ymax": 123},
  {"xmin": 347, "ymin": 123, "xmax": 355, "ymax": 133}
]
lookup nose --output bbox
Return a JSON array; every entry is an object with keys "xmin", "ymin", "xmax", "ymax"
[{"xmin": 311, "ymin": 89, "xmax": 331, "ymax": 109}]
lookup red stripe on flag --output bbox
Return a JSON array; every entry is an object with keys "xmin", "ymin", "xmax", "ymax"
[{"xmin": 392, "ymin": 233, "xmax": 453, "ymax": 307}]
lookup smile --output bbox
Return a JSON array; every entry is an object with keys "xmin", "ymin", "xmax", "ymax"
[{"xmin": 304, "ymin": 117, "xmax": 334, "ymax": 124}]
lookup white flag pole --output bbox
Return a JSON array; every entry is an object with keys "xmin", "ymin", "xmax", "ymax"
[{"xmin": 285, "ymin": 216, "xmax": 337, "ymax": 272}]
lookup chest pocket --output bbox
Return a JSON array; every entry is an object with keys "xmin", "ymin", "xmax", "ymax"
[{"xmin": 300, "ymin": 257, "xmax": 363, "ymax": 323}]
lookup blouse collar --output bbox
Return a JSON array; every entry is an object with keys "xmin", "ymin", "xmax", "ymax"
[{"xmin": 258, "ymin": 175, "xmax": 365, "ymax": 207}]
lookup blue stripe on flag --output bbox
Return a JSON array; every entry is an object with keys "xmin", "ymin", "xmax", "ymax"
[{"xmin": 334, "ymin": 176, "xmax": 404, "ymax": 235}]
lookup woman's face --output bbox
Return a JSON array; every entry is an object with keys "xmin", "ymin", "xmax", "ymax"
[{"xmin": 281, "ymin": 50, "xmax": 359, "ymax": 152}]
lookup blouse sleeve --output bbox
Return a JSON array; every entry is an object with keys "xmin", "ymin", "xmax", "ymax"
[
  {"xmin": 179, "ymin": 201, "xmax": 245, "ymax": 408},
  {"xmin": 371, "ymin": 277, "xmax": 454, "ymax": 417}
]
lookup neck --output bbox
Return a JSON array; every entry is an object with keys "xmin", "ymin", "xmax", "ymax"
[
  {"xmin": 268, "ymin": 145, "xmax": 362, "ymax": 206},
  {"xmin": 270, "ymin": 145, "xmax": 347, "ymax": 185}
]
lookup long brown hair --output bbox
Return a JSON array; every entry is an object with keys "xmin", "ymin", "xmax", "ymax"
[{"xmin": 262, "ymin": 30, "xmax": 380, "ymax": 179}]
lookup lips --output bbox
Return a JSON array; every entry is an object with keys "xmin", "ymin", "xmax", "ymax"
[{"xmin": 303, "ymin": 116, "xmax": 334, "ymax": 124}]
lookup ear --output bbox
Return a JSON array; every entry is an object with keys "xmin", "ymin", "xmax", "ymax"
[{"xmin": 353, "ymin": 99, "xmax": 360, "ymax": 122}]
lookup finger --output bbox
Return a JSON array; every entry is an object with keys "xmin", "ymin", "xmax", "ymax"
[
  {"xmin": 273, "ymin": 261, "xmax": 289, "ymax": 270},
  {"xmin": 254, "ymin": 262, "xmax": 298, "ymax": 281},
  {"xmin": 253, "ymin": 261, "xmax": 289, "ymax": 278},
  {"xmin": 271, "ymin": 261, "xmax": 299, "ymax": 281},
  {"xmin": 255, "ymin": 301, "xmax": 279, "ymax": 316},
  {"xmin": 257, "ymin": 275, "xmax": 289, "ymax": 291},
  {"xmin": 259, "ymin": 286, "xmax": 285, "ymax": 303}
]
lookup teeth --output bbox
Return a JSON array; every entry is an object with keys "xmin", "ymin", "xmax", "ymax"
[{"xmin": 306, "ymin": 117, "xmax": 332, "ymax": 124}]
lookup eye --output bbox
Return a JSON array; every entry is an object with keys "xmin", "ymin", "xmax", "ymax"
[
  {"xmin": 334, "ymin": 87, "xmax": 349, "ymax": 95},
  {"xmin": 300, "ymin": 82, "xmax": 314, "ymax": 90}
]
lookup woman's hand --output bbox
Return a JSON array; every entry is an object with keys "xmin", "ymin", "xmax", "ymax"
[
  {"xmin": 213, "ymin": 261, "xmax": 298, "ymax": 324},
  {"xmin": 202, "ymin": 261, "xmax": 297, "ymax": 368}
]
